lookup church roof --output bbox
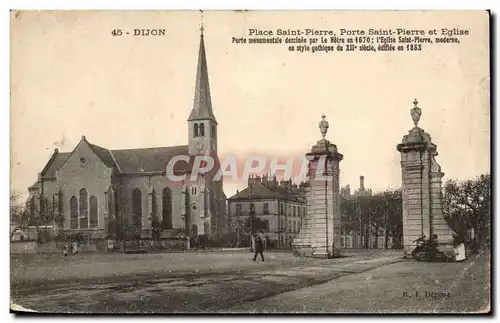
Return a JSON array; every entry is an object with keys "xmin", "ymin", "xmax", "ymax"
[
  {"xmin": 228, "ymin": 182, "xmax": 302, "ymax": 202},
  {"xmin": 41, "ymin": 152, "xmax": 71, "ymax": 177},
  {"xmin": 88, "ymin": 142, "xmax": 117, "ymax": 169},
  {"xmin": 41, "ymin": 143, "xmax": 195, "ymax": 177},
  {"xmin": 188, "ymin": 34, "xmax": 217, "ymax": 123},
  {"xmin": 111, "ymin": 145, "xmax": 191, "ymax": 174}
]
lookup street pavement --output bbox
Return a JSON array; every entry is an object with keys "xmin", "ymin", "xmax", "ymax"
[
  {"xmin": 10, "ymin": 249, "xmax": 490, "ymax": 313},
  {"xmin": 228, "ymin": 250, "xmax": 490, "ymax": 313}
]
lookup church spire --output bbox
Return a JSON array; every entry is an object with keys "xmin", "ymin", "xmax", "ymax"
[{"xmin": 188, "ymin": 13, "xmax": 217, "ymax": 124}]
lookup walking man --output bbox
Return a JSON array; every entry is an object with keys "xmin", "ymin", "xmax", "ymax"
[{"xmin": 252, "ymin": 232, "xmax": 265, "ymax": 262}]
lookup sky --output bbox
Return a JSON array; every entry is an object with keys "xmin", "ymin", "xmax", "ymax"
[{"xmin": 10, "ymin": 10, "xmax": 490, "ymax": 201}]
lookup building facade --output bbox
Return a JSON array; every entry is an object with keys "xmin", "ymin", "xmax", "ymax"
[
  {"xmin": 228, "ymin": 175, "xmax": 306, "ymax": 249},
  {"xmin": 26, "ymin": 31, "xmax": 227, "ymax": 248}
]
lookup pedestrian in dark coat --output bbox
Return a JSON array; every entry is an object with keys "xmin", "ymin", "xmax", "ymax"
[{"xmin": 253, "ymin": 232, "xmax": 265, "ymax": 262}]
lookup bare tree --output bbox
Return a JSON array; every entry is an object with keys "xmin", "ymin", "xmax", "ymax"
[
  {"xmin": 443, "ymin": 173, "xmax": 491, "ymax": 248},
  {"xmin": 343, "ymin": 189, "xmax": 402, "ymax": 250},
  {"xmin": 10, "ymin": 191, "xmax": 25, "ymax": 226},
  {"xmin": 26, "ymin": 195, "xmax": 64, "ymax": 243}
]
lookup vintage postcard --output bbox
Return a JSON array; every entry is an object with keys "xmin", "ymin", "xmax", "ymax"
[{"xmin": 10, "ymin": 10, "xmax": 490, "ymax": 314}]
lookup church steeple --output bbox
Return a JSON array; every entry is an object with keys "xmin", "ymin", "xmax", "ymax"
[
  {"xmin": 188, "ymin": 19, "xmax": 219, "ymax": 156},
  {"xmin": 188, "ymin": 25, "xmax": 217, "ymax": 124}
]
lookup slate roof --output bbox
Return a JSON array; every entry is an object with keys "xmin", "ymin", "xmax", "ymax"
[
  {"xmin": 28, "ymin": 180, "xmax": 40, "ymax": 190},
  {"xmin": 40, "ymin": 143, "xmax": 196, "ymax": 177},
  {"xmin": 88, "ymin": 143, "xmax": 117, "ymax": 169},
  {"xmin": 111, "ymin": 145, "xmax": 191, "ymax": 174},
  {"xmin": 41, "ymin": 152, "xmax": 71, "ymax": 177},
  {"xmin": 228, "ymin": 182, "xmax": 303, "ymax": 202}
]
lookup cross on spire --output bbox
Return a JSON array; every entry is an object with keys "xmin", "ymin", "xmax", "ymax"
[{"xmin": 200, "ymin": 10, "xmax": 204, "ymax": 35}]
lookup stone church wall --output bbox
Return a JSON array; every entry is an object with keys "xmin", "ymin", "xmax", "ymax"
[{"xmin": 56, "ymin": 141, "xmax": 113, "ymax": 232}]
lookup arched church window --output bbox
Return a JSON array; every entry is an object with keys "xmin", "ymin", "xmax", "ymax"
[
  {"xmin": 132, "ymin": 189, "xmax": 142, "ymax": 232},
  {"xmin": 89, "ymin": 195, "xmax": 98, "ymax": 228},
  {"xmin": 162, "ymin": 187, "xmax": 173, "ymax": 229},
  {"xmin": 199, "ymin": 123, "xmax": 205, "ymax": 136},
  {"xmin": 211, "ymin": 124, "xmax": 216, "ymax": 137},
  {"xmin": 70, "ymin": 196, "xmax": 78, "ymax": 229},
  {"xmin": 79, "ymin": 188, "xmax": 88, "ymax": 229},
  {"xmin": 194, "ymin": 123, "xmax": 199, "ymax": 137}
]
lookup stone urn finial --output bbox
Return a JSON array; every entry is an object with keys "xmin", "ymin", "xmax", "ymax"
[
  {"xmin": 319, "ymin": 114, "xmax": 329, "ymax": 139},
  {"xmin": 411, "ymin": 98, "xmax": 422, "ymax": 127}
]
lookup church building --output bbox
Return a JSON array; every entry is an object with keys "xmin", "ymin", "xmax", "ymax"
[{"xmin": 26, "ymin": 30, "xmax": 227, "ymax": 248}]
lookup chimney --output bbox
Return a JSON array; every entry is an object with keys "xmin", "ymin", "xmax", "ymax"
[
  {"xmin": 269, "ymin": 175, "xmax": 277, "ymax": 188},
  {"xmin": 360, "ymin": 176, "xmax": 365, "ymax": 191}
]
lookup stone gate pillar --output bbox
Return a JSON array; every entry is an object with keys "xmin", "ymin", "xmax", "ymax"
[
  {"xmin": 397, "ymin": 99, "xmax": 455, "ymax": 258},
  {"xmin": 293, "ymin": 114, "xmax": 343, "ymax": 258}
]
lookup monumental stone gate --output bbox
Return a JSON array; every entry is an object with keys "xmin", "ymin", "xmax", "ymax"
[
  {"xmin": 293, "ymin": 115, "xmax": 343, "ymax": 258},
  {"xmin": 397, "ymin": 99, "xmax": 455, "ymax": 258}
]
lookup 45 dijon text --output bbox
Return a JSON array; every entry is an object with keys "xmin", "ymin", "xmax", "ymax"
[{"xmin": 111, "ymin": 29, "xmax": 167, "ymax": 36}]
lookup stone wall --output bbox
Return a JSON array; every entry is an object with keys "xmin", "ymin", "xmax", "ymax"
[{"xmin": 10, "ymin": 241, "xmax": 37, "ymax": 254}]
